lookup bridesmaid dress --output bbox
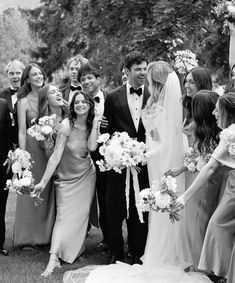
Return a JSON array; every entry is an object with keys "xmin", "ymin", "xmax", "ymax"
[
  {"xmin": 178, "ymin": 120, "xmax": 229, "ymax": 268},
  {"xmin": 14, "ymin": 101, "xmax": 55, "ymax": 246},
  {"xmin": 198, "ymin": 132, "xmax": 235, "ymax": 278},
  {"xmin": 227, "ymin": 242, "xmax": 235, "ymax": 283},
  {"xmin": 50, "ymin": 125, "xmax": 96, "ymax": 263}
]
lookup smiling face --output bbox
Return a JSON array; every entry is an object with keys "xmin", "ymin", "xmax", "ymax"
[
  {"xmin": 7, "ymin": 63, "xmax": 23, "ymax": 89},
  {"xmin": 80, "ymin": 73, "xmax": 99, "ymax": 97},
  {"xmin": 74, "ymin": 93, "xmax": 90, "ymax": 116},
  {"xmin": 213, "ymin": 101, "xmax": 223, "ymax": 129},
  {"xmin": 28, "ymin": 66, "xmax": 44, "ymax": 89},
  {"xmin": 47, "ymin": 85, "xmax": 64, "ymax": 107},
  {"xmin": 126, "ymin": 61, "xmax": 147, "ymax": 89},
  {"xmin": 184, "ymin": 72, "xmax": 198, "ymax": 97}
]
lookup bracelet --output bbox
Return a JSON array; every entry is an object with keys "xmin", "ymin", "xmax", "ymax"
[{"xmin": 92, "ymin": 127, "xmax": 98, "ymax": 130}]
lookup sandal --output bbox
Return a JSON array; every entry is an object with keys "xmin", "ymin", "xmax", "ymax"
[{"xmin": 41, "ymin": 258, "xmax": 61, "ymax": 277}]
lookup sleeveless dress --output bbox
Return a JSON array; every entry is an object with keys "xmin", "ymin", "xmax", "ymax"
[
  {"xmin": 178, "ymin": 119, "xmax": 230, "ymax": 268},
  {"xmin": 50, "ymin": 126, "xmax": 96, "ymax": 263},
  {"xmin": 14, "ymin": 101, "xmax": 55, "ymax": 246},
  {"xmin": 198, "ymin": 127, "xmax": 235, "ymax": 278}
]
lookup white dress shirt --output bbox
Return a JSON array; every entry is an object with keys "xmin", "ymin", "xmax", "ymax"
[
  {"xmin": 94, "ymin": 89, "xmax": 105, "ymax": 119},
  {"xmin": 126, "ymin": 82, "xmax": 144, "ymax": 131}
]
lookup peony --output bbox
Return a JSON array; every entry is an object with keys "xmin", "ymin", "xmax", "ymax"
[
  {"xmin": 18, "ymin": 177, "xmax": 32, "ymax": 187},
  {"xmin": 154, "ymin": 191, "xmax": 172, "ymax": 209},
  {"xmin": 41, "ymin": 125, "xmax": 53, "ymax": 135},
  {"xmin": 12, "ymin": 161, "xmax": 22, "ymax": 174}
]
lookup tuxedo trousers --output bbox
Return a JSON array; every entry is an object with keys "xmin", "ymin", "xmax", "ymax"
[{"xmin": 0, "ymin": 188, "xmax": 9, "ymax": 248}]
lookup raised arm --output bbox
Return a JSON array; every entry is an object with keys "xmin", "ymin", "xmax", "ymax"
[
  {"xmin": 17, "ymin": 99, "xmax": 27, "ymax": 150},
  {"xmin": 87, "ymin": 117, "xmax": 100, "ymax": 152},
  {"xmin": 34, "ymin": 120, "xmax": 69, "ymax": 194}
]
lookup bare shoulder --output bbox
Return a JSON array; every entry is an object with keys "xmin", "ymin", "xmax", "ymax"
[
  {"xmin": 17, "ymin": 97, "xmax": 28, "ymax": 111},
  {"xmin": 58, "ymin": 118, "xmax": 71, "ymax": 137}
]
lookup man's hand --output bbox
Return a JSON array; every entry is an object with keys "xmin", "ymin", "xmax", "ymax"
[{"xmin": 100, "ymin": 116, "xmax": 108, "ymax": 128}]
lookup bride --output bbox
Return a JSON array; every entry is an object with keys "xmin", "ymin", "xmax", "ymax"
[{"xmin": 63, "ymin": 61, "xmax": 212, "ymax": 283}]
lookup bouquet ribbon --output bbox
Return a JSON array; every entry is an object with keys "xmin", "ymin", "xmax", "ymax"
[{"xmin": 125, "ymin": 167, "xmax": 144, "ymax": 223}]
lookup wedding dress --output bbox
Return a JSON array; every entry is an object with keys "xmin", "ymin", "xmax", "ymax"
[{"xmin": 63, "ymin": 72, "xmax": 212, "ymax": 283}]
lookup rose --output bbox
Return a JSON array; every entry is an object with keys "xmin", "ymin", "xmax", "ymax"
[
  {"xmin": 187, "ymin": 162, "xmax": 197, "ymax": 172},
  {"xmin": 97, "ymin": 133, "xmax": 110, "ymax": 143},
  {"xmin": 154, "ymin": 191, "xmax": 172, "ymax": 209},
  {"xmin": 19, "ymin": 177, "xmax": 32, "ymax": 187},
  {"xmin": 41, "ymin": 125, "xmax": 53, "ymax": 136},
  {"xmin": 12, "ymin": 161, "xmax": 22, "ymax": 174}
]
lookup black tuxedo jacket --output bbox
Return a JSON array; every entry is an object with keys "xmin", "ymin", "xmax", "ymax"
[
  {"xmin": 0, "ymin": 88, "xmax": 18, "ymax": 145},
  {"xmin": 0, "ymin": 99, "xmax": 13, "ymax": 188},
  {"xmin": 104, "ymin": 84, "xmax": 149, "ymax": 142}
]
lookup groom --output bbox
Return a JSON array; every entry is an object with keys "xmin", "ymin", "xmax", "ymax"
[{"xmin": 104, "ymin": 51, "xmax": 150, "ymax": 264}]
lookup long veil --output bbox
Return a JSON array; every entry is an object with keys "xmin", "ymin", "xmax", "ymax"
[{"xmin": 142, "ymin": 71, "xmax": 186, "ymax": 268}]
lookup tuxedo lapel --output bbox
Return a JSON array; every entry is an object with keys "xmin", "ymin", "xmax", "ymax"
[
  {"xmin": 117, "ymin": 85, "xmax": 136, "ymax": 133},
  {"xmin": 5, "ymin": 89, "xmax": 15, "ymax": 113},
  {"xmin": 142, "ymin": 86, "xmax": 150, "ymax": 109}
]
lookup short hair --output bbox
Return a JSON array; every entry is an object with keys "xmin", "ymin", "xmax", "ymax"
[
  {"xmin": 77, "ymin": 64, "xmax": 100, "ymax": 82},
  {"xmin": 123, "ymin": 51, "xmax": 148, "ymax": 70},
  {"xmin": 5, "ymin": 60, "xmax": 25, "ymax": 74},
  {"xmin": 67, "ymin": 55, "xmax": 89, "ymax": 68}
]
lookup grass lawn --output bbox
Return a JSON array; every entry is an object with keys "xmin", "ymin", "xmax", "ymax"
[{"xmin": 0, "ymin": 192, "xmax": 110, "ymax": 283}]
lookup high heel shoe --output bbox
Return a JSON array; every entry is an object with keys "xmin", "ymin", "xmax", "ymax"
[{"xmin": 41, "ymin": 258, "xmax": 61, "ymax": 277}]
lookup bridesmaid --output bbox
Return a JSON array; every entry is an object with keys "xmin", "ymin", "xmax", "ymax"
[
  {"xmin": 34, "ymin": 91, "xmax": 99, "ymax": 276},
  {"xmin": 227, "ymin": 242, "xmax": 235, "ymax": 283},
  {"xmin": 15, "ymin": 63, "xmax": 55, "ymax": 247},
  {"xmin": 166, "ymin": 90, "xmax": 228, "ymax": 269},
  {"xmin": 175, "ymin": 92, "xmax": 235, "ymax": 282}
]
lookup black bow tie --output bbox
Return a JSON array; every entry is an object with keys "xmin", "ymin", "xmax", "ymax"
[
  {"xmin": 130, "ymin": 87, "xmax": 142, "ymax": 96},
  {"xmin": 10, "ymin": 88, "xmax": 18, "ymax": 96},
  {"xmin": 94, "ymin": 96, "xmax": 100, "ymax": 103},
  {"xmin": 70, "ymin": 85, "xmax": 82, "ymax": 91}
]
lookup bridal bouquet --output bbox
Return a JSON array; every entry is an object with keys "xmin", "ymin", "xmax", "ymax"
[
  {"xmin": 4, "ymin": 148, "xmax": 42, "ymax": 205},
  {"xmin": 137, "ymin": 176, "xmax": 180, "ymax": 222},
  {"xmin": 96, "ymin": 132, "xmax": 147, "ymax": 173},
  {"xmin": 174, "ymin": 50, "xmax": 198, "ymax": 74},
  {"xmin": 27, "ymin": 114, "xmax": 57, "ymax": 149},
  {"xmin": 220, "ymin": 124, "xmax": 235, "ymax": 158},
  {"xmin": 214, "ymin": 0, "xmax": 235, "ymax": 33}
]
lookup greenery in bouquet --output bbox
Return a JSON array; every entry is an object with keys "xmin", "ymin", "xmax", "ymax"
[
  {"xmin": 27, "ymin": 114, "xmax": 57, "ymax": 149},
  {"xmin": 137, "ymin": 176, "xmax": 180, "ymax": 223},
  {"xmin": 96, "ymin": 132, "xmax": 147, "ymax": 173}
]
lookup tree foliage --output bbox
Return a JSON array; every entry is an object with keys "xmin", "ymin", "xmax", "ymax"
[{"xmin": 24, "ymin": 0, "xmax": 230, "ymax": 86}]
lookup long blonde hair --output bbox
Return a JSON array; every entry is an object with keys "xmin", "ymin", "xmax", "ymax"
[{"xmin": 147, "ymin": 61, "xmax": 173, "ymax": 107}]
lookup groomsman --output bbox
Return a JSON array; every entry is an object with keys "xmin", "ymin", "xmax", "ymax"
[
  {"xmin": 78, "ymin": 64, "xmax": 108, "ymax": 248},
  {"xmin": 0, "ymin": 60, "xmax": 25, "ymax": 146},
  {"xmin": 103, "ymin": 51, "xmax": 150, "ymax": 264},
  {"xmin": 0, "ymin": 99, "xmax": 13, "ymax": 255},
  {"xmin": 61, "ymin": 55, "xmax": 89, "ymax": 104}
]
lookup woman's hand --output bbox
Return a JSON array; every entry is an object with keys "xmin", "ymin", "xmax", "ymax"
[
  {"xmin": 171, "ymin": 195, "xmax": 186, "ymax": 214},
  {"xmin": 165, "ymin": 166, "xmax": 185, "ymax": 177},
  {"xmin": 33, "ymin": 182, "xmax": 45, "ymax": 197}
]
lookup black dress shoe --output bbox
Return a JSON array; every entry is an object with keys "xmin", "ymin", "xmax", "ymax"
[
  {"xmin": 0, "ymin": 249, "xmax": 9, "ymax": 256},
  {"xmin": 131, "ymin": 256, "xmax": 142, "ymax": 265},
  {"xmin": 108, "ymin": 253, "xmax": 124, "ymax": 264}
]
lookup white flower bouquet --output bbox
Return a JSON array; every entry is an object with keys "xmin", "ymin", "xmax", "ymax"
[
  {"xmin": 214, "ymin": 0, "xmax": 235, "ymax": 34},
  {"xmin": 27, "ymin": 114, "xmax": 57, "ymax": 149},
  {"xmin": 96, "ymin": 132, "xmax": 147, "ymax": 173},
  {"xmin": 174, "ymin": 50, "xmax": 198, "ymax": 74},
  {"xmin": 184, "ymin": 147, "xmax": 199, "ymax": 172},
  {"xmin": 220, "ymin": 124, "xmax": 235, "ymax": 158},
  {"xmin": 137, "ymin": 176, "xmax": 180, "ymax": 222},
  {"xmin": 4, "ymin": 148, "xmax": 43, "ymax": 205}
]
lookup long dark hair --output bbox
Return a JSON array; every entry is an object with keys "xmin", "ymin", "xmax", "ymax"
[
  {"xmin": 224, "ymin": 79, "xmax": 235, "ymax": 94},
  {"xmin": 182, "ymin": 67, "xmax": 212, "ymax": 121},
  {"xmin": 17, "ymin": 63, "xmax": 46, "ymax": 99},
  {"xmin": 68, "ymin": 91, "xmax": 95, "ymax": 134},
  {"xmin": 37, "ymin": 84, "xmax": 68, "ymax": 119},
  {"xmin": 218, "ymin": 92, "xmax": 235, "ymax": 129},
  {"xmin": 192, "ymin": 90, "xmax": 220, "ymax": 154}
]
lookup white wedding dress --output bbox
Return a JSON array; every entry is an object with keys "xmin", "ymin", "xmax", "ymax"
[{"xmin": 63, "ymin": 72, "xmax": 212, "ymax": 283}]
